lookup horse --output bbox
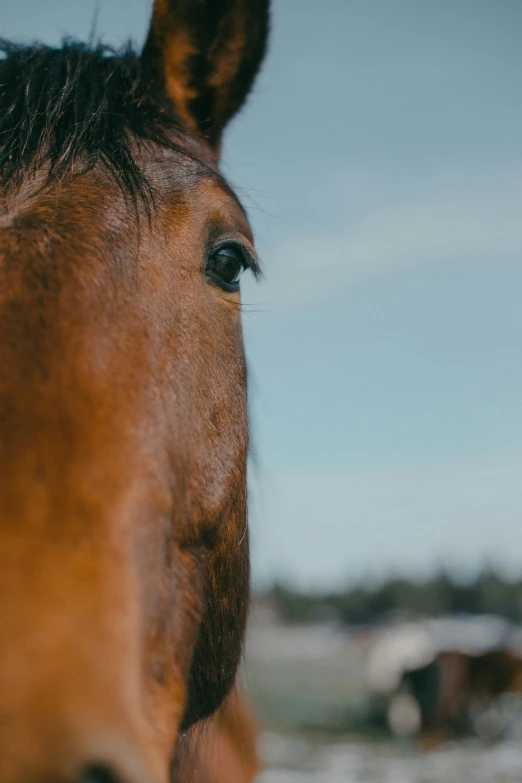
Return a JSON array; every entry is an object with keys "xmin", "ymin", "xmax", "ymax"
[
  {"xmin": 173, "ymin": 687, "xmax": 260, "ymax": 782},
  {"xmin": 0, "ymin": 1, "xmax": 269, "ymax": 781},
  {"xmin": 401, "ymin": 649, "xmax": 522, "ymax": 748}
]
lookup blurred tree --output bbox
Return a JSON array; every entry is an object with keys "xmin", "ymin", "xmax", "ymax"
[{"xmin": 265, "ymin": 567, "xmax": 522, "ymax": 625}]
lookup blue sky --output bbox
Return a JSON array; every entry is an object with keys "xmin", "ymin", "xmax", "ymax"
[{"xmin": 3, "ymin": 1, "xmax": 522, "ymax": 589}]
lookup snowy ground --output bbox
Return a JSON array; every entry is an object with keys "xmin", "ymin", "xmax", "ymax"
[
  {"xmin": 257, "ymin": 733, "xmax": 522, "ymax": 783},
  {"xmin": 245, "ymin": 615, "xmax": 522, "ymax": 781}
]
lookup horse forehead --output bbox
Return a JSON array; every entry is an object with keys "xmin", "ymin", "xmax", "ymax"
[
  {"xmin": 0, "ymin": 150, "xmax": 172, "ymax": 226},
  {"xmin": 0, "ymin": 174, "xmax": 116, "ymax": 246},
  {"xmin": 0, "ymin": 138, "xmax": 246, "ymax": 243}
]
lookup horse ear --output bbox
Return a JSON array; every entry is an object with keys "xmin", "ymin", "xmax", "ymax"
[{"xmin": 142, "ymin": 0, "xmax": 270, "ymax": 150}]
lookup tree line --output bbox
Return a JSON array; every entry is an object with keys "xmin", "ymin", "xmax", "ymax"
[{"xmin": 265, "ymin": 568, "xmax": 522, "ymax": 625}]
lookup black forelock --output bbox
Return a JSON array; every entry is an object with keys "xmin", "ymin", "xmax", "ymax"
[{"xmin": 0, "ymin": 40, "xmax": 188, "ymax": 204}]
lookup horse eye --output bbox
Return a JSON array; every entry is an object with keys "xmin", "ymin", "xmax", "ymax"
[{"xmin": 207, "ymin": 246, "xmax": 246, "ymax": 292}]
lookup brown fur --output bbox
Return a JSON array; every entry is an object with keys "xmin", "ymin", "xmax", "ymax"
[
  {"xmin": 0, "ymin": 1, "xmax": 269, "ymax": 782},
  {"xmin": 173, "ymin": 689, "xmax": 260, "ymax": 782},
  {"xmin": 143, "ymin": 0, "xmax": 270, "ymax": 147}
]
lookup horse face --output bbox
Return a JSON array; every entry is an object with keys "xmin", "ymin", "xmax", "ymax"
[{"xmin": 0, "ymin": 2, "xmax": 269, "ymax": 782}]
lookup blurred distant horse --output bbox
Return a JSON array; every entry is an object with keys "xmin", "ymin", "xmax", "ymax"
[
  {"xmin": 402, "ymin": 650, "xmax": 522, "ymax": 747},
  {"xmin": 0, "ymin": 1, "xmax": 269, "ymax": 781}
]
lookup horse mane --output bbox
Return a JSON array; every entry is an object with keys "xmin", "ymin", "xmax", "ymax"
[{"xmin": 0, "ymin": 40, "xmax": 186, "ymax": 204}]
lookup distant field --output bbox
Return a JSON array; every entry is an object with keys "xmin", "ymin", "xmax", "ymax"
[
  {"xmin": 257, "ymin": 733, "xmax": 522, "ymax": 783},
  {"xmin": 244, "ymin": 619, "xmax": 522, "ymax": 782},
  {"xmin": 243, "ymin": 620, "xmax": 368, "ymax": 732}
]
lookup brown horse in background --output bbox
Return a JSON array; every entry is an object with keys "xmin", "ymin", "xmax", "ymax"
[
  {"xmin": 0, "ymin": 1, "xmax": 269, "ymax": 781},
  {"xmin": 403, "ymin": 649, "xmax": 522, "ymax": 748}
]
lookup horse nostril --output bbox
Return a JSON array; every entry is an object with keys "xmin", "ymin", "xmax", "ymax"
[{"xmin": 80, "ymin": 764, "xmax": 121, "ymax": 783}]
